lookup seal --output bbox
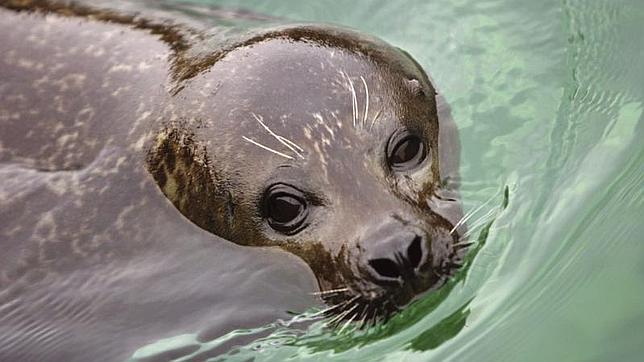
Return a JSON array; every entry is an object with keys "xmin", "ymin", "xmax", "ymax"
[
  {"xmin": 0, "ymin": 0, "xmax": 465, "ymax": 359},
  {"xmin": 145, "ymin": 27, "xmax": 468, "ymax": 324}
]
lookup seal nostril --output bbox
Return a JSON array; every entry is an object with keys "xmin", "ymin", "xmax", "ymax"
[
  {"xmin": 407, "ymin": 236, "xmax": 423, "ymax": 268},
  {"xmin": 369, "ymin": 258, "xmax": 401, "ymax": 279}
]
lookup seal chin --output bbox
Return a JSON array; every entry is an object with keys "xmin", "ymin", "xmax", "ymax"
[{"xmin": 322, "ymin": 222, "xmax": 467, "ymax": 328}]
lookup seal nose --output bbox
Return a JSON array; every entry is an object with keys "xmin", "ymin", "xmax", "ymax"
[{"xmin": 365, "ymin": 231, "xmax": 428, "ymax": 285}]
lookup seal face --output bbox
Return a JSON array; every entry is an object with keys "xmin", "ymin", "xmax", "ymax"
[{"xmin": 147, "ymin": 26, "xmax": 466, "ymax": 325}]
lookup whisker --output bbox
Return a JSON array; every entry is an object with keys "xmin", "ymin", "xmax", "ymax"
[
  {"xmin": 342, "ymin": 71, "xmax": 358, "ymax": 128},
  {"xmin": 310, "ymin": 287, "xmax": 349, "ymax": 296},
  {"xmin": 360, "ymin": 76, "xmax": 369, "ymax": 128},
  {"xmin": 251, "ymin": 113, "xmax": 304, "ymax": 159},
  {"xmin": 450, "ymin": 192, "xmax": 498, "ymax": 234},
  {"xmin": 365, "ymin": 305, "xmax": 381, "ymax": 329},
  {"xmin": 325, "ymin": 310, "xmax": 347, "ymax": 327},
  {"xmin": 369, "ymin": 109, "xmax": 382, "ymax": 131},
  {"xmin": 453, "ymin": 241, "xmax": 474, "ymax": 250},
  {"xmin": 356, "ymin": 304, "xmax": 370, "ymax": 330},
  {"xmin": 461, "ymin": 208, "xmax": 498, "ymax": 238},
  {"xmin": 335, "ymin": 302, "xmax": 359, "ymax": 324},
  {"xmin": 307, "ymin": 303, "xmax": 344, "ymax": 318},
  {"xmin": 242, "ymin": 136, "xmax": 293, "ymax": 160},
  {"xmin": 350, "ymin": 79, "xmax": 358, "ymax": 128},
  {"xmin": 278, "ymin": 135, "xmax": 304, "ymax": 152},
  {"xmin": 325, "ymin": 296, "xmax": 359, "ymax": 326},
  {"xmin": 323, "ymin": 295, "xmax": 357, "ymax": 317},
  {"xmin": 338, "ymin": 308, "xmax": 359, "ymax": 334},
  {"xmin": 343, "ymin": 295, "xmax": 360, "ymax": 307}
]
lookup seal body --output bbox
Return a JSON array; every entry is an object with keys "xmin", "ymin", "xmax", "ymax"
[
  {"xmin": 0, "ymin": 2, "xmax": 320, "ymax": 361},
  {"xmin": 0, "ymin": 0, "xmax": 464, "ymax": 360}
]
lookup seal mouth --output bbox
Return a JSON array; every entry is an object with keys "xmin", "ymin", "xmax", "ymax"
[{"xmin": 320, "ymin": 237, "xmax": 470, "ymax": 329}]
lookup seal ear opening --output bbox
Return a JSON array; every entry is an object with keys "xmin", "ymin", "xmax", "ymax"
[
  {"xmin": 396, "ymin": 47, "xmax": 436, "ymax": 96},
  {"xmin": 146, "ymin": 126, "xmax": 232, "ymax": 237}
]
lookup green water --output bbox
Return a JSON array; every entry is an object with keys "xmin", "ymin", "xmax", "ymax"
[{"xmin": 136, "ymin": 0, "xmax": 644, "ymax": 360}]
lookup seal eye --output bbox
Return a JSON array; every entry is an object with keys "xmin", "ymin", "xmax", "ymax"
[
  {"xmin": 263, "ymin": 184, "xmax": 308, "ymax": 235},
  {"xmin": 387, "ymin": 132, "xmax": 427, "ymax": 171}
]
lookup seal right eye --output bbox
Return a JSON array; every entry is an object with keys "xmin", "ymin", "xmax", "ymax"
[{"xmin": 263, "ymin": 184, "xmax": 309, "ymax": 235}]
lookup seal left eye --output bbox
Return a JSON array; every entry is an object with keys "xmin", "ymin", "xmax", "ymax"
[
  {"xmin": 387, "ymin": 132, "xmax": 427, "ymax": 171},
  {"xmin": 263, "ymin": 184, "xmax": 308, "ymax": 235}
]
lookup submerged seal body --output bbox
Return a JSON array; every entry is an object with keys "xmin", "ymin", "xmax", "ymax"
[{"xmin": 0, "ymin": 0, "xmax": 465, "ymax": 359}]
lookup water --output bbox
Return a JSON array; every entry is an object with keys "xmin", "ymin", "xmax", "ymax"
[{"xmin": 131, "ymin": 0, "xmax": 643, "ymax": 360}]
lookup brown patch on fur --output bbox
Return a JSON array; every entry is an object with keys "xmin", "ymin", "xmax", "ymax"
[
  {"xmin": 281, "ymin": 242, "xmax": 352, "ymax": 290},
  {"xmin": 146, "ymin": 126, "xmax": 233, "ymax": 238}
]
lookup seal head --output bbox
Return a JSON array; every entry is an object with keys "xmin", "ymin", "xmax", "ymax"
[{"xmin": 148, "ymin": 25, "xmax": 465, "ymax": 324}]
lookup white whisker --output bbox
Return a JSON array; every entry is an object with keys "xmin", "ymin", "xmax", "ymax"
[
  {"xmin": 357, "ymin": 305, "xmax": 370, "ymax": 329},
  {"xmin": 251, "ymin": 113, "xmax": 304, "ymax": 159},
  {"xmin": 306, "ymin": 301, "xmax": 350, "ymax": 320},
  {"xmin": 277, "ymin": 135, "xmax": 304, "ymax": 152},
  {"xmin": 450, "ymin": 192, "xmax": 498, "ymax": 234},
  {"xmin": 360, "ymin": 76, "xmax": 369, "ymax": 128},
  {"xmin": 310, "ymin": 287, "xmax": 349, "ymax": 296},
  {"xmin": 342, "ymin": 71, "xmax": 358, "ymax": 128},
  {"xmin": 325, "ymin": 296, "xmax": 359, "ymax": 326},
  {"xmin": 306, "ymin": 305, "xmax": 340, "ymax": 318},
  {"xmin": 338, "ymin": 309, "xmax": 359, "ymax": 334},
  {"xmin": 369, "ymin": 109, "xmax": 382, "ymax": 131},
  {"xmin": 242, "ymin": 136, "xmax": 293, "ymax": 160},
  {"xmin": 461, "ymin": 208, "xmax": 498, "ymax": 238},
  {"xmin": 328, "ymin": 302, "xmax": 359, "ymax": 328}
]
